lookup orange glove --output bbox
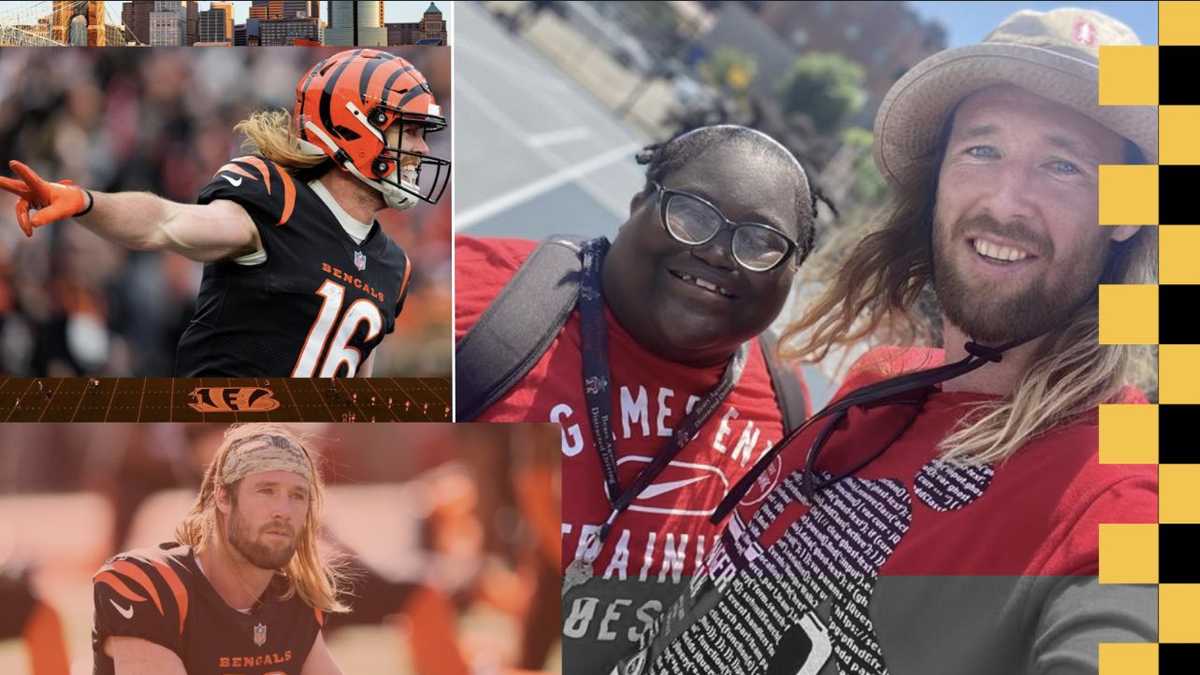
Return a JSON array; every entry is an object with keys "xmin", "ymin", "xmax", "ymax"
[{"xmin": 0, "ymin": 160, "xmax": 90, "ymax": 237}]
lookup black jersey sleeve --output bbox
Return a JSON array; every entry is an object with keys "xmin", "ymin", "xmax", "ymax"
[
  {"xmin": 197, "ymin": 155, "xmax": 299, "ymax": 231},
  {"xmin": 92, "ymin": 549, "xmax": 190, "ymax": 655},
  {"xmin": 395, "ymin": 250, "xmax": 413, "ymax": 317}
]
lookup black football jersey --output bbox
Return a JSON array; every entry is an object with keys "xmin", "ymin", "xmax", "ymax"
[
  {"xmin": 92, "ymin": 543, "xmax": 323, "ymax": 675},
  {"xmin": 175, "ymin": 155, "xmax": 413, "ymax": 376}
]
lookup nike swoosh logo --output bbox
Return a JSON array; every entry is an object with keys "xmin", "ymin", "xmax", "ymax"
[
  {"xmin": 638, "ymin": 475, "xmax": 710, "ymax": 500},
  {"xmin": 110, "ymin": 598, "xmax": 134, "ymax": 619},
  {"xmin": 221, "ymin": 174, "xmax": 243, "ymax": 187}
]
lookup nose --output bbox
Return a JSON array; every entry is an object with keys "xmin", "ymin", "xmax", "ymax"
[
  {"xmin": 407, "ymin": 128, "xmax": 429, "ymax": 156},
  {"xmin": 977, "ymin": 160, "xmax": 1038, "ymax": 226},
  {"xmin": 690, "ymin": 227, "xmax": 738, "ymax": 271}
]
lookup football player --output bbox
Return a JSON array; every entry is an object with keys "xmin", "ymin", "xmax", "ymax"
[
  {"xmin": 0, "ymin": 49, "xmax": 450, "ymax": 377},
  {"xmin": 91, "ymin": 424, "xmax": 348, "ymax": 675}
]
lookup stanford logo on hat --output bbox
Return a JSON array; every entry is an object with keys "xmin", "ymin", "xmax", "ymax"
[{"xmin": 1072, "ymin": 19, "xmax": 1098, "ymax": 46}]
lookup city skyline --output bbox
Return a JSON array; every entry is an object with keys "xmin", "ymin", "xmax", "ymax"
[{"xmin": 1, "ymin": 1, "xmax": 445, "ymax": 29}]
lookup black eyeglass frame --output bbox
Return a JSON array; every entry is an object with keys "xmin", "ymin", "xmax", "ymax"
[{"xmin": 652, "ymin": 181, "xmax": 802, "ymax": 273}]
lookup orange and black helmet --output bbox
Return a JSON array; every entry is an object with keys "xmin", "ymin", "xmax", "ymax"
[{"xmin": 295, "ymin": 49, "xmax": 449, "ymax": 208}]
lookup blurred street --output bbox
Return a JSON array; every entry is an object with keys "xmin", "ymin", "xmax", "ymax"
[{"xmin": 455, "ymin": 1, "xmax": 646, "ymax": 240}]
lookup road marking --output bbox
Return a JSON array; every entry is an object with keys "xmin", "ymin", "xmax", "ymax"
[
  {"xmin": 527, "ymin": 126, "xmax": 592, "ymax": 148},
  {"xmin": 456, "ymin": 142, "xmax": 639, "ymax": 229},
  {"xmin": 456, "ymin": 77, "xmax": 642, "ymax": 229}
]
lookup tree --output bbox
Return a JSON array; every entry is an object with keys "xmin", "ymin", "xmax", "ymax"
[
  {"xmin": 699, "ymin": 46, "xmax": 757, "ymax": 94},
  {"xmin": 840, "ymin": 126, "xmax": 887, "ymax": 207},
  {"xmin": 776, "ymin": 52, "xmax": 867, "ymax": 136}
]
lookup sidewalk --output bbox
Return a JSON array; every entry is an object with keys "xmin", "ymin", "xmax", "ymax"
[{"xmin": 487, "ymin": 1, "xmax": 675, "ymax": 137}]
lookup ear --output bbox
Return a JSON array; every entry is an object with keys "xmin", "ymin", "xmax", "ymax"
[
  {"xmin": 1109, "ymin": 225, "xmax": 1139, "ymax": 243},
  {"xmin": 629, "ymin": 186, "xmax": 652, "ymax": 217},
  {"xmin": 215, "ymin": 485, "xmax": 232, "ymax": 516}
]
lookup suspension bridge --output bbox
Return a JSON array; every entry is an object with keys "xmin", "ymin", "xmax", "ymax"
[{"xmin": 0, "ymin": 1, "xmax": 145, "ymax": 46}]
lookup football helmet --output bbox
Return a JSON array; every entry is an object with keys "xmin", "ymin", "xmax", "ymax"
[{"xmin": 295, "ymin": 49, "xmax": 450, "ymax": 210}]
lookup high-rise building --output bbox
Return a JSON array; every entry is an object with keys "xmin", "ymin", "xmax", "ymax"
[
  {"xmin": 249, "ymin": 0, "xmax": 269, "ymax": 22},
  {"xmin": 215, "ymin": 1, "xmax": 234, "ymax": 40},
  {"xmin": 104, "ymin": 21, "xmax": 127, "ymax": 46},
  {"xmin": 121, "ymin": 0, "xmax": 153, "ymax": 45},
  {"xmin": 326, "ymin": 1, "xmax": 386, "ymax": 45},
  {"xmin": 246, "ymin": 18, "xmax": 262, "ymax": 45},
  {"xmin": 149, "ymin": 0, "xmax": 186, "ymax": 46},
  {"xmin": 186, "ymin": 0, "xmax": 198, "ymax": 45},
  {"xmin": 310, "ymin": 1, "xmax": 321, "ymax": 23},
  {"xmin": 234, "ymin": 23, "xmax": 247, "ymax": 46},
  {"xmin": 260, "ymin": 16, "xmax": 322, "ymax": 45},
  {"xmin": 280, "ymin": 1, "xmax": 310, "ymax": 19},
  {"xmin": 198, "ymin": 3, "xmax": 232, "ymax": 43},
  {"xmin": 386, "ymin": 2, "xmax": 446, "ymax": 46}
]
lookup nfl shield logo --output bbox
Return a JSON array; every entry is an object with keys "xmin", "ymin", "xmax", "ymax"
[
  {"xmin": 354, "ymin": 250, "xmax": 366, "ymax": 271},
  {"xmin": 253, "ymin": 623, "xmax": 267, "ymax": 647}
]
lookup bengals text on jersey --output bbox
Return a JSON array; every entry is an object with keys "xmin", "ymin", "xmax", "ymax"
[
  {"xmin": 174, "ymin": 155, "xmax": 413, "ymax": 377},
  {"xmin": 92, "ymin": 542, "xmax": 324, "ymax": 675}
]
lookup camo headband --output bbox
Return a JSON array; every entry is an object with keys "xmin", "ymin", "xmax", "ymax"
[{"xmin": 219, "ymin": 433, "xmax": 313, "ymax": 486}]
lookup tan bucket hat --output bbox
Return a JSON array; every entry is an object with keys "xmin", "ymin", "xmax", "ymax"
[{"xmin": 873, "ymin": 7, "xmax": 1157, "ymax": 188}]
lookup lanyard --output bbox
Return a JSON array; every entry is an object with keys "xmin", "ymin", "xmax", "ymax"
[{"xmin": 565, "ymin": 238, "xmax": 747, "ymax": 596}]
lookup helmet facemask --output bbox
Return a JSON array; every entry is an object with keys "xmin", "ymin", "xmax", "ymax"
[
  {"xmin": 294, "ymin": 50, "xmax": 451, "ymax": 211},
  {"xmin": 367, "ymin": 104, "xmax": 450, "ymax": 210}
]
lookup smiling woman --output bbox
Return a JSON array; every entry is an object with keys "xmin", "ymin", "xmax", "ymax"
[{"xmin": 455, "ymin": 124, "xmax": 818, "ymax": 673}]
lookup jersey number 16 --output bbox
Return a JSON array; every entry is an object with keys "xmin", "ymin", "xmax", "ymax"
[{"xmin": 291, "ymin": 280, "xmax": 384, "ymax": 377}]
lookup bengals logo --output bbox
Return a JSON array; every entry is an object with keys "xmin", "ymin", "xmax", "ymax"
[{"xmin": 188, "ymin": 387, "xmax": 280, "ymax": 413}]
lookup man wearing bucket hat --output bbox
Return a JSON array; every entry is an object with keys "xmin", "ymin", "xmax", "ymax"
[
  {"xmin": 611, "ymin": 8, "xmax": 1156, "ymax": 674},
  {"xmin": 91, "ymin": 424, "xmax": 348, "ymax": 674}
]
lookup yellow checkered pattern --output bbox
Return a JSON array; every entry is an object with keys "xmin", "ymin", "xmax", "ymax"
[{"xmin": 1097, "ymin": 4, "xmax": 1200, "ymax": 671}]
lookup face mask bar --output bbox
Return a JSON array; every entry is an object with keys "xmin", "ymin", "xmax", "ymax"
[{"xmin": 368, "ymin": 107, "xmax": 451, "ymax": 206}]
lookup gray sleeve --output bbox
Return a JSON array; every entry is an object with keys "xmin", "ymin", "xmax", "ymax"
[{"xmin": 1031, "ymin": 578, "xmax": 1156, "ymax": 674}]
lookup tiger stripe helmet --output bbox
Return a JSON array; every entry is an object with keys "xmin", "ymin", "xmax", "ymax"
[{"xmin": 295, "ymin": 49, "xmax": 450, "ymax": 210}]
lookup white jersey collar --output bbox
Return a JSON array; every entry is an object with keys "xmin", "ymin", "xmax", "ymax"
[{"xmin": 309, "ymin": 178, "xmax": 373, "ymax": 245}]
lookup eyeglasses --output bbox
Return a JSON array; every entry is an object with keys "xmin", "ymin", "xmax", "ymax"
[{"xmin": 653, "ymin": 182, "xmax": 801, "ymax": 273}]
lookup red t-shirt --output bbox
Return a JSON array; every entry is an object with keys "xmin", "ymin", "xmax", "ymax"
[
  {"xmin": 456, "ymin": 236, "xmax": 801, "ymax": 669},
  {"xmin": 618, "ymin": 346, "xmax": 1157, "ymax": 674}
]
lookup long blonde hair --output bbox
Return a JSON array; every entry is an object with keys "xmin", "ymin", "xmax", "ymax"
[
  {"xmin": 781, "ymin": 140, "xmax": 1157, "ymax": 465},
  {"xmin": 233, "ymin": 109, "xmax": 331, "ymax": 175},
  {"xmin": 176, "ymin": 423, "xmax": 350, "ymax": 613}
]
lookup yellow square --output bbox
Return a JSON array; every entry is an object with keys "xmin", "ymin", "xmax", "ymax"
[
  {"xmin": 1099, "ymin": 46, "xmax": 1158, "ymax": 106},
  {"xmin": 1099, "ymin": 404, "xmax": 1159, "ymax": 464},
  {"xmin": 1161, "ymin": 226, "xmax": 1200, "ymax": 284},
  {"xmin": 1161, "ymin": 465, "xmax": 1200, "ymax": 523},
  {"xmin": 1099, "ymin": 642, "xmax": 1157, "ymax": 674},
  {"xmin": 1099, "ymin": 284, "xmax": 1158, "ymax": 344},
  {"xmin": 1099, "ymin": 524, "xmax": 1158, "ymax": 584},
  {"xmin": 1161, "ymin": 583, "xmax": 1200, "ymax": 642},
  {"xmin": 1099, "ymin": 165, "xmax": 1158, "ymax": 226},
  {"xmin": 1161, "ymin": 107, "xmax": 1200, "ymax": 165},
  {"xmin": 1161, "ymin": 345, "xmax": 1200, "ymax": 404},
  {"xmin": 1162, "ymin": 1, "xmax": 1200, "ymax": 46}
]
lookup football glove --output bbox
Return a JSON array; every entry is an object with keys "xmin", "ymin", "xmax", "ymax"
[{"xmin": 0, "ymin": 160, "xmax": 90, "ymax": 237}]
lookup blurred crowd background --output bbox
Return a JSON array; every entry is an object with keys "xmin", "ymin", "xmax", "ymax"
[
  {"xmin": 0, "ymin": 422, "xmax": 561, "ymax": 674},
  {"xmin": 0, "ymin": 45, "xmax": 452, "ymax": 377}
]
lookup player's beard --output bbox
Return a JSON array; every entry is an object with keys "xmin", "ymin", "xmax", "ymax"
[
  {"xmin": 227, "ymin": 506, "xmax": 297, "ymax": 571},
  {"xmin": 931, "ymin": 212, "xmax": 1106, "ymax": 344}
]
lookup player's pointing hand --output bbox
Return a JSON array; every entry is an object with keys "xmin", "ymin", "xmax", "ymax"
[{"xmin": 0, "ymin": 160, "xmax": 91, "ymax": 236}]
